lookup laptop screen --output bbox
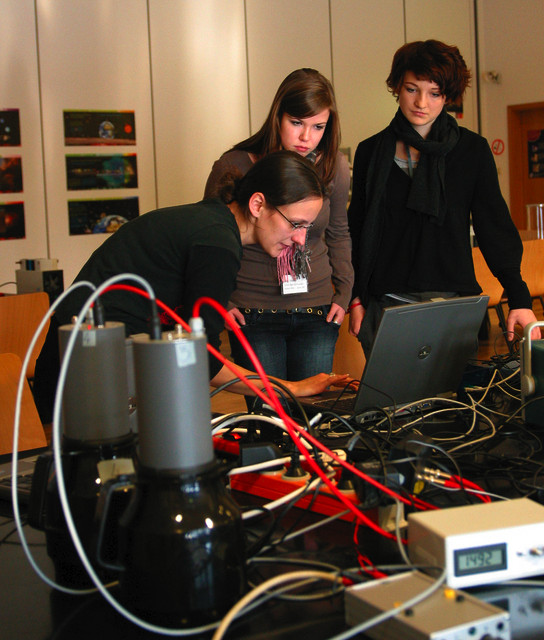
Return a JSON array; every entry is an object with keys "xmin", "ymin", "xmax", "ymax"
[{"xmin": 352, "ymin": 295, "xmax": 489, "ymax": 413}]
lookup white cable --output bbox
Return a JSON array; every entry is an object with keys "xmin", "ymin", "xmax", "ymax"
[
  {"xmin": 212, "ymin": 413, "xmax": 314, "ymax": 450},
  {"xmin": 257, "ymin": 509, "xmax": 351, "ymax": 554},
  {"xmin": 211, "ymin": 413, "xmax": 286, "ymax": 435},
  {"xmin": 241, "ymin": 476, "xmax": 325, "ymax": 520},
  {"xmin": 11, "ymin": 280, "xmax": 101, "ymax": 595},
  {"xmin": 49, "ymin": 274, "xmax": 219, "ymax": 635},
  {"xmin": 229, "ymin": 456, "xmax": 291, "ymax": 475},
  {"xmin": 329, "ymin": 568, "xmax": 448, "ymax": 640},
  {"xmin": 211, "ymin": 570, "xmax": 344, "ymax": 640}
]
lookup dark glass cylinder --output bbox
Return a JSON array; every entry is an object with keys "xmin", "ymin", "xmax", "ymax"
[
  {"xmin": 43, "ymin": 435, "xmax": 136, "ymax": 587},
  {"xmin": 117, "ymin": 460, "xmax": 247, "ymax": 626}
]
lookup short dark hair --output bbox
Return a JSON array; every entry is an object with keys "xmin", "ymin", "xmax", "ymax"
[
  {"xmin": 386, "ymin": 40, "xmax": 471, "ymax": 105},
  {"xmin": 218, "ymin": 150, "xmax": 325, "ymax": 218}
]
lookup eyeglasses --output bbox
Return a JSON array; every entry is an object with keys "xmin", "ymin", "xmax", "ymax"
[{"xmin": 272, "ymin": 205, "xmax": 314, "ymax": 231}]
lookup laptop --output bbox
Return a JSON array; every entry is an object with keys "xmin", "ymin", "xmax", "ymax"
[
  {"xmin": 0, "ymin": 350, "xmax": 49, "ymax": 505},
  {"xmin": 0, "ymin": 447, "xmax": 47, "ymax": 505},
  {"xmin": 298, "ymin": 295, "xmax": 489, "ymax": 418}
]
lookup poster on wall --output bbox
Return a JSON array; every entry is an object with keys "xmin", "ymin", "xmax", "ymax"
[
  {"xmin": 68, "ymin": 196, "xmax": 139, "ymax": 235},
  {"xmin": 0, "ymin": 109, "xmax": 21, "ymax": 146},
  {"xmin": 64, "ymin": 110, "xmax": 136, "ymax": 146},
  {"xmin": 0, "ymin": 156, "xmax": 23, "ymax": 192},
  {"xmin": 0, "ymin": 201, "xmax": 25, "ymax": 240},
  {"xmin": 528, "ymin": 129, "xmax": 544, "ymax": 178},
  {"xmin": 66, "ymin": 154, "xmax": 138, "ymax": 190}
]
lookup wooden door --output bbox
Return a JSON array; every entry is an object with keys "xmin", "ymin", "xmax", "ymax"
[{"xmin": 508, "ymin": 102, "xmax": 544, "ymax": 229}]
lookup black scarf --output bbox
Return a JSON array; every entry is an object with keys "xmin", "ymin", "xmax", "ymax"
[
  {"xmin": 354, "ymin": 108, "xmax": 460, "ymax": 305},
  {"xmin": 366, "ymin": 107, "xmax": 459, "ymax": 226}
]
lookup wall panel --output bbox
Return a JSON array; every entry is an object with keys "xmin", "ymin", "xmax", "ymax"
[
  {"xmin": 405, "ymin": 0, "xmax": 478, "ymax": 132},
  {"xmin": 245, "ymin": 0, "xmax": 332, "ymax": 133},
  {"xmin": 0, "ymin": 0, "xmax": 47, "ymax": 289},
  {"xmin": 36, "ymin": 0, "xmax": 156, "ymax": 286},
  {"xmin": 149, "ymin": 0, "xmax": 249, "ymax": 207},
  {"xmin": 330, "ymin": 0, "xmax": 405, "ymax": 160},
  {"xmin": 477, "ymin": 0, "xmax": 544, "ymax": 206}
]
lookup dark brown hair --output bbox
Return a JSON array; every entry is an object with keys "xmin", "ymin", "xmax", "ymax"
[
  {"xmin": 218, "ymin": 150, "xmax": 325, "ymax": 220},
  {"xmin": 233, "ymin": 68, "xmax": 340, "ymax": 187},
  {"xmin": 386, "ymin": 40, "xmax": 471, "ymax": 105}
]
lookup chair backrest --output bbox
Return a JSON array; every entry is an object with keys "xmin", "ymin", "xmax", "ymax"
[
  {"xmin": 521, "ymin": 239, "xmax": 544, "ymax": 300},
  {"xmin": 471, "ymin": 247, "xmax": 505, "ymax": 307},
  {"xmin": 0, "ymin": 353, "xmax": 47, "ymax": 456},
  {"xmin": 332, "ymin": 318, "xmax": 366, "ymax": 381},
  {"xmin": 0, "ymin": 292, "xmax": 50, "ymax": 379}
]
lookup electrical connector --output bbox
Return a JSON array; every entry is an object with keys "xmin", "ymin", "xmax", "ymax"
[{"xmin": 350, "ymin": 460, "xmax": 405, "ymax": 509}]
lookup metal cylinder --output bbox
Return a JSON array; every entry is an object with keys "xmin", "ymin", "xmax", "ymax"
[
  {"xmin": 59, "ymin": 321, "xmax": 130, "ymax": 443},
  {"xmin": 526, "ymin": 340, "xmax": 544, "ymax": 427},
  {"xmin": 132, "ymin": 318, "xmax": 214, "ymax": 471}
]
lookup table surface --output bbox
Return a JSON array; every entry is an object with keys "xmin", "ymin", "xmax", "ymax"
[{"xmin": 2, "ymin": 496, "xmax": 544, "ymax": 640}]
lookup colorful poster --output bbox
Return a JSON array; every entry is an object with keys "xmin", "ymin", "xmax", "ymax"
[
  {"xmin": 66, "ymin": 154, "xmax": 138, "ymax": 190},
  {"xmin": 0, "ymin": 109, "xmax": 21, "ymax": 146},
  {"xmin": 528, "ymin": 129, "xmax": 544, "ymax": 178},
  {"xmin": 64, "ymin": 110, "xmax": 136, "ymax": 146},
  {"xmin": 0, "ymin": 201, "xmax": 25, "ymax": 240},
  {"xmin": 68, "ymin": 196, "xmax": 139, "ymax": 235},
  {"xmin": 0, "ymin": 156, "xmax": 23, "ymax": 192}
]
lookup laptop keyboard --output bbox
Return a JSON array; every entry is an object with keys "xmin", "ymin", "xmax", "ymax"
[
  {"xmin": 311, "ymin": 393, "xmax": 357, "ymax": 414},
  {"xmin": 0, "ymin": 456, "xmax": 39, "ymax": 504},
  {"xmin": 0, "ymin": 473, "xmax": 34, "ymax": 503}
]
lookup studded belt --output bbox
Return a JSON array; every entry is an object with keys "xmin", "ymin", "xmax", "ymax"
[{"xmin": 240, "ymin": 306, "xmax": 325, "ymax": 315}]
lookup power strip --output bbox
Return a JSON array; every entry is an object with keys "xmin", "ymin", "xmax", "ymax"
[
  {"xmin": 345, "ymin": 570, "xmax": 511, "ymax": 640},
  {"xmin": 229, "ymin": 470, "xmax": 365, "ymax": 522}
]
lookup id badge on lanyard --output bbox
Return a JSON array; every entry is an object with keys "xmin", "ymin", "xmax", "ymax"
[{"xmin": 281, "ymin": 274, "xmax": 309, "ymax": 295}]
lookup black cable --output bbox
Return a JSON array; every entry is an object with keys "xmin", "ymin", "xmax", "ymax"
[{"xmin": 92, "ymin": 296, "xmax": 106, "ymax": 327}]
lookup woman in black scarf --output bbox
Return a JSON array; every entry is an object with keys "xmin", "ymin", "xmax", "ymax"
[{"xmin": 347, "ymin": 39, "xmax": 539, "ymax": 357}]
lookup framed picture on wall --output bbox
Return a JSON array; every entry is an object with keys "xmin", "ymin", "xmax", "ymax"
[
  {"xmin": 64, "ymin": 110, "xmax": 136, "ymax": 146},
  {"xmin": 0, "ymin": 109, "xmax": 21, "ymax": 146},
  {"xmin": 0, "ymin": 201, "xmax": 25, "ymax": 240},
  {"xmin": 66, "ymin": 154, "xmax": 138, "ymax": 190},
  {"xmin": 0, "ymin": 156, "xmax": 23, "ymax": 192},
  {"xmin": 67, "ymin": 196, "xmax": 139, "ymax": 235}
]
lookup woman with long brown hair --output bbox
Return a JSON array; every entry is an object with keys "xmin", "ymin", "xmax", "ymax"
[{"xmin": 205, "ymin": 69, "xmax": 353, "ymax": 406}]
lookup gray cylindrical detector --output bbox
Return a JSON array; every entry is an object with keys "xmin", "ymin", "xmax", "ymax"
[
  {"xmin": 132, "ymin": 318, "xmax": 214, "ymax": 471},
  {"xmin": 59, "ymin": 321, "xmax": 130, "ymax": 442}
]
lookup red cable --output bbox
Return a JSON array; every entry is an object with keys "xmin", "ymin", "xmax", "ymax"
[{"xmin": 105, "ymin": 285, "xmax": 433, "ymax": 539}]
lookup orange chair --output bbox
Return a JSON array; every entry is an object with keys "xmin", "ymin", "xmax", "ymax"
[
  {"xmin": 471, "ymin": 246, "xmax": 508, "ymax": 336},
  {"xmin": 0, "ymin": 292, "xmax": 50, "ymax": 381},
  {"xmin": 0, "ymin": 353, "xmax": 47, "ymax": 456},
  {"xmin": 521, "ymin": 239, "xmax": 544, "ymax": 315},
  {"xmin": 332, "ymin": 319, "xmax": 366, "ymax": 382}
]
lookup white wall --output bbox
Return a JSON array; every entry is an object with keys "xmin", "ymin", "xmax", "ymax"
[
  {"xmin": 36, "ymin": 0, "xmax": 156, "ymax": 286},
  {"xmin": 477, "ymin": 0, "xmax": 544, "ymax": 204},
  {"xmin": 331, "ymin": 0, "xmax": 479, "ymax": 161},
  {"xmin": 331, "ymin": 0, "xmax": 405, "ymax": 159},
  {"xmin": 149, "ymin": 0, "xmax": 249, "ymax": 207},
  {"xmin": 245, "ymin": 0, "xmax": 332, "ymax": 132},
  {"xmin": 2, "ymin": 0, "xmax": 541, "ymax": 289},
  {"xmin": 0, "ymin": 0, "xmax": 47, "ymax": 287},
  {"xmin": 405, "ymin": 0, "xmax": 478, "ymax": 132}
]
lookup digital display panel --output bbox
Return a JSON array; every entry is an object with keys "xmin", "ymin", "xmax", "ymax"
[{"xmin": 454, "ymin": 543, "xmax": 507, "ymax": 576}]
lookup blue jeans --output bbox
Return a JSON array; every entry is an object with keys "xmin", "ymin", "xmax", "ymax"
[{"xmin": 228, "ymin": 306, "xmax": 339, "ymax": 409}]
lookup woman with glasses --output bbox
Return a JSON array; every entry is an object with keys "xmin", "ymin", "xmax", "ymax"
[
  {"xmin": 33, "ymin": 152, "xmax": 348, "ymax": 424},
  {"xmin": 204, "ymin": 69, "xmax": 353, "ymax": 401}
]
